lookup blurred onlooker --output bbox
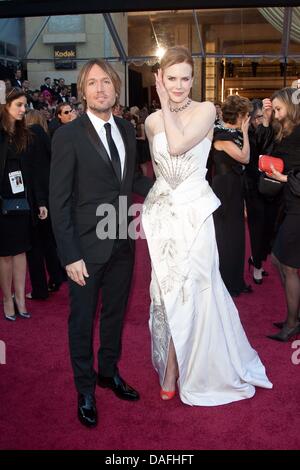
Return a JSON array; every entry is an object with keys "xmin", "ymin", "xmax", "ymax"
[
  {"xmin": 76, "ymin": 103, "xmax": 85, "ymax": 117},
  {"xmin": 214, "ymin": 101, "xmax": 223, "ymax": 125},
  {"xmin": 261, "ymin": 88, "xmax": 300, "ymax": 342},
  {"xmin": 21, "ymin": 80, "xmax": 30, "ymax": 93},
  {"xmin": 57, "ymin": 86, "xmax": 69, "ymax": 104},
  {"xmin": 112, "ymin": 103, "xmax": 124, "ymax": 117},
  {"xmin": 136, "ymin": 113, "xmax": 151, "ymax": 176},
  {"xmin": 129, "ymin": 106, "xmax": 139, "ymax": 129},
  {"xmin": 25, "ymin": 109, "xmax": 65, "ymax": 299},
  {"xmin": 4, "ymin": 78, "xmax": 12, "ymax": 93},
  {"xmin": 39, "ymin": 105, "xmax": 53, "ymax": 124},
  {"xmin": 29, "ymin": 90, "xmax": 41, "ymax": 110},
  {"xmin": 69, "ymin": 96, "xmax": 78, "ymax": 106},
  {"xmin": 57, "ymin": 77, "xmax": 65, "ymax": 90},
  {"xmin": 244, "ymin": 99, "xmax": 279, "ymax": 284},
  {"xmin": 11, "ymin": 69, "xmax": 22, "ymax": 88},
  {"xmin": 40, "ymin": 77, "xmax": 54, "ymax": 95},
  {"xmin": 150, "ymin": 98, "xmax": 159, "ymax": 113},
  {"xmin": 48, "ymin": 102, "xmax": 76, "ymax": 138},
  {"xmin": 0, "ymin": 88, "xmax": 47, "ymax": 321},
  {"xmin": 211, "ymin": 95, "xmax": 253, "ymax": 297},
  {"xmin": 139, "ymin": 104, "xmax": 149, "ymax": 123},
  {"xmin": 22, "ymin": 80, "xmax": 32, "ymax": 105},
  {"xmin": 41, "ymin": 89, "xmax": 54, "ymax": 107}
]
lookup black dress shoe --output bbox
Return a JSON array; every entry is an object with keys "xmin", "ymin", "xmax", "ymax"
[
  {"xmin": 26, "ymin": 292, "xmax": 48, "ymax": 300},
  {"xmin": 241, "ymin": 284, "xmax": 253, "ymax": 294},
  {"xmin": 97, "ymin": 374, "xmax": 140, "ymax": 401},
  {"xmin": 273, "ymin": 321, "xmax": 285, "ymax": 329},
  {"xmin": 267, "ymin": 324, "xmax": 300, "ymax": 342},
  {"xmin": 78, "ymin": 393, "xmax": 98, "ymax": 428},
  {"xmin": 48, "ymin": 282, "xmax": 61, "ymax": 292}
]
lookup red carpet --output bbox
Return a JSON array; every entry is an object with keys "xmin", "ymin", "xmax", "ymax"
[{"xmin": 1, "ymin": 214, "xmax": 300, "ymax": 450}]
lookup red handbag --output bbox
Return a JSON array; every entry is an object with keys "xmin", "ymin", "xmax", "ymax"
[{"xmin": 259, "ymin": 155, "xmax": 284, "ymax": 175}]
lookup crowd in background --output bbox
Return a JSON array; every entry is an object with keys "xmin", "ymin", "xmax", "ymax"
[{"xmin": 1, "ymin": 68, "xmax": 300, "ymax": 343}]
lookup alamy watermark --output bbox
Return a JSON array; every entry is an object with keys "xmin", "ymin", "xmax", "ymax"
[
  {"xmin": 95, "ymin": 196, "xmax": 185, "ymax": 241},
  {"xmin": 96, "ymin": 196, "xmax": 145, "ymax": 240},
  {"xmin": 291, "ymin": 340, "xmax": 300, "ymax": 365},
  {"xmin": 292, "ymin": 87, "xmax": 300, "ymax": 105},
  {"xmin": 0, "ymin": 340, "xmax": 6, "ymax": 365}
]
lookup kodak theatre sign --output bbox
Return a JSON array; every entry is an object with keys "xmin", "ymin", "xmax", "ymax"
[{"xmin": 54, "ymin": 45, "xmax": 76, "ymax": 59}]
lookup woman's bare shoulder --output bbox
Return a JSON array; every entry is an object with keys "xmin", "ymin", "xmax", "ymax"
[
  {"xmin": 145, "ymin": 110, "xmax": 162, "ymax": 137},
  {"xmin": 192, "ymin": 100, "xmax": 216, "ymax": 114}
]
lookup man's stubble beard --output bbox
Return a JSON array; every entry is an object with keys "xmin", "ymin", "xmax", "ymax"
[{"xmin": 89, "ymin": 103, "xmax": 114, "ymax": 115}]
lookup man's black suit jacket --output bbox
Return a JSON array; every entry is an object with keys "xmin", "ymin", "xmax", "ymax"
[{"xmin": 49, "ymin": 113, "xmax": 152, "ymax": 267}]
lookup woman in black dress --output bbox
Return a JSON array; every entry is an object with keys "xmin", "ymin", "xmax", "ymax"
[
  {"xmin": 0, "ymin": 88, "xmax": 47, "ymax": 320},
  {"xmin": 211, "ymin": 95, "xmax": 252, "ymax": 297},
  {"xmin": 262, "ymin": 88, "xmax": 300, "ymax": 341}
]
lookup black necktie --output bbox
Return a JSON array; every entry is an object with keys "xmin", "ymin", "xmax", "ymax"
[{"xmin": 104, "ymin": 122, "xmax": 122, "ymax": 182}]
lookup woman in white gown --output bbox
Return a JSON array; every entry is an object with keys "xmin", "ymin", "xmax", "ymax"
[{"xmin": 142, "ymin": 46, "xmax": 272, "ymax": 406}]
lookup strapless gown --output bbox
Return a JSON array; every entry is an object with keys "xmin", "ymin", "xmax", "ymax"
[{"xmin": 142, "ymin": 132, "xmax": 272, "ymax": 406}]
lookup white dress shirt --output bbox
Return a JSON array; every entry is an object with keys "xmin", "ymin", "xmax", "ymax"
[{"xmin": 87, "ymin": 110, "xmax": 126, "ymax": 178}]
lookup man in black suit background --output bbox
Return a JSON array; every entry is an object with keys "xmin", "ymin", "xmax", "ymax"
[
  {"xmin": 11, "ymin": 69, "xmax": 22, "ymax": 88},
  {"xmin": 40, "ymin": 76, "xmax": 54, "ymax": 95},
  {"xmin": 49, "ymin": 59, "xmax": 152, "ymax": 428}
]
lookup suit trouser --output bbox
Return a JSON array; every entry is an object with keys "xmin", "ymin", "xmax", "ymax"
[{"xmin": 68, "ymin": 239, "xmax": 134, "ymax": 395}]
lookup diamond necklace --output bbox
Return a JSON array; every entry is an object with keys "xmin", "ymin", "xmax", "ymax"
[{"xmin": 169, "ymin": 98, "xmax": 192, "ymax": 113}]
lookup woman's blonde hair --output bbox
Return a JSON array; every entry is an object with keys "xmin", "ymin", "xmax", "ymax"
[
  {"xmin": 271, "ymin": 87, "xmax": 300, "ymax": 141},
  {"xmin": 25, "ymin": 109, "xmax": 49, "ymax": 134},
  {"xmin": 77, "ymin": 59, "xmax": 121, "ymax": 112},
  {"xmin": 160, "ymin": 46, "xmax": 194, "ymax": 76}
]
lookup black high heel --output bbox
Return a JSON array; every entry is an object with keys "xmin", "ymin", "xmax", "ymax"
[
  {"xmin": 2, "ymin": 300, "xmax": 17, "ymax": 321},
  {"xmin": 267, "ymin": 324, "xmax": 300, "ymax": 342},
  {"xmin": 273, "ymin": 316, "xmax": 300, "ymax": 329},
  {"xmin": 13, "ymin": 297, "xmax": 31, "ymax": 319},
  {"xmin": 4, "ymin": 314, "xmax": 17, "ymax": 321}
]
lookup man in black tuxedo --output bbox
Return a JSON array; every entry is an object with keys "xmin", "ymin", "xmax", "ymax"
[
  {"xmin": 11, "ymin": 69, "xmax": 22, "ymax": 88},
  {"xmin": 49, "ymin": 59, "xmax": 152, "ymax": 428},
  {"xmin": 40, "ymin": 76, "xmax": 54, "ymax": 95}
]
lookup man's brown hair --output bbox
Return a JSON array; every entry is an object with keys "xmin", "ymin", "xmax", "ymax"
[{"xmin": 77, "ymin": 59, "xmax": 121, "ymax": 112}]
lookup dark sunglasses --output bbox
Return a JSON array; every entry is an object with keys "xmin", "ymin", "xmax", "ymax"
[{"xmin": 62, "ymin": 109, "xmax": 73, "ymax": 115}]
